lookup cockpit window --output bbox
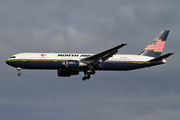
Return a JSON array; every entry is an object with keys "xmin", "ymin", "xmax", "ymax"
[{"xmin": 10, "ymin": 56, "xmax": 16, "ymax": 58}]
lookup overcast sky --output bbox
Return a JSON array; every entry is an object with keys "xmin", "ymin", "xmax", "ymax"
[{"xmin": 0, "ymin": 0, "xmax": 180, "ymax": 120}]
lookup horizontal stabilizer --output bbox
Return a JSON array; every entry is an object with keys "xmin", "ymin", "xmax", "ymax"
[{"xmin": 149, "ymin": 52, "xmax": 174, "ymax": 62}]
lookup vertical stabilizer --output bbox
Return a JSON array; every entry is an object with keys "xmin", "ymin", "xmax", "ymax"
[{"xmin": 139, "ymin": 30, "xmax": 170, "ymax": 57}]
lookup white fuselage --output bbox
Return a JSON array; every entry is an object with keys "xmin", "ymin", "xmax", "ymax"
[
  {"xmin": 6, "ymin": 52, "xmax": 157, "ymax": 71},
  {"xmin": 7, "ymin": 52, "xmax": 154, "ymax": 63}
]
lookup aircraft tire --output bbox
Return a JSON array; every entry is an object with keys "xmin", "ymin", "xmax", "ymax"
[
  {"xmin": 82, "ymin": 77, "xmax": 86, "ymax": 81},
  {"xmin": 18, "ymin": 73, "xmax": 21, "ymax": 76},
  {"xmin": 86, "ymin": 75, "xmax": 90, "ymax": 79},
  {"xmin": 91, "ymin": 71, "xmax": 96, "ymax": 75}
]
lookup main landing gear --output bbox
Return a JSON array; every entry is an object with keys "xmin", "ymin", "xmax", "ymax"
[
  {"xmin": 82, "ymin": 70, "xmax": 96, "ymax": 81},
  {"xmin": 17, "ymin": 67, "xmax": 22, "ymax": 76}
]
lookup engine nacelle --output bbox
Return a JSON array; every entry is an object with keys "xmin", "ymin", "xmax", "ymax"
[
  {"xmin": 64, "ymin": 60, "xmax": 79, "ymax": 68},
  {"xmin": 57, "ymin": 69, "xmax": 79, "ymax": 77},
  {"xmin": 64, "ymin": 60, "xmax": 87, "ymax": 68}
]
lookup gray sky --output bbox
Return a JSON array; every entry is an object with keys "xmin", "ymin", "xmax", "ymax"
[{"xmin": 0, "ymin": 0, "xmax": 180, "ymax": 120}]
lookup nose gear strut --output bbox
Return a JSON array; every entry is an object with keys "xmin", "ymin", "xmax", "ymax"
[{"xmin": 17, "ymin": 67, "xmax": 22, "ymax": 76}]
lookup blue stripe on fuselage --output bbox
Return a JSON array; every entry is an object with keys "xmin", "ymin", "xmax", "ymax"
[
  {"xmin": 6, "ymin": 59, "xmax": 154, "ymax": 71},
  {"xmin": 99, "ymin": 62, "xmax": 153, "ymax": 71},
  {"xmin": 6, "ymin": 60, "xmax": 65, "ymax": 69}
]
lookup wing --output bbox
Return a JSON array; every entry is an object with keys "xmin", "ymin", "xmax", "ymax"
[{"xmin": 80, "ymin": 43, "xmax": 127, "ymax": 64}]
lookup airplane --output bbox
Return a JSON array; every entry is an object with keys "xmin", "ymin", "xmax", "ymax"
[{"xmin": 6, "ymin": 30, "xmax": 173, "ymax": 81}]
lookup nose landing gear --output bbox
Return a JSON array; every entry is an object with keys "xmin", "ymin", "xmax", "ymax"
[{"xmin": 17, "ymin": 67, "xmax": 22, "ymax": 76}]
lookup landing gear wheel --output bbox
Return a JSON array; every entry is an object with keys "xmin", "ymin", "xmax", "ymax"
[
  {"xmin": 17, "ymin": 67, "xmax": 21, "ymax": 76},
  {"xmin": 86, "ymin": 75, "xmax": 90, "ymax": 79},
  {"xmin": 91, "ymin": 70, "xmax": 96, "ymax": 75},
  {"xmin": 18, "ymin": 72, "xmax": 22, "ymax": 76},
  {"xmin": 82, "ymin": 70, "xmax": 96, "ymax": 81},
  {"xmin": 82, "ymin": 77, "xmax": 86, "ymax": 81}
]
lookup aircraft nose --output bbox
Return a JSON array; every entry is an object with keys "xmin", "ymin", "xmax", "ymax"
[
  {"xmin": 6, "ymin": 59, "xmax": 17, "ymax": 68},
  {"xmin": 6, "ymin": 60, "xmax": 10, "ymax": 65},
  {"xmin": 6, "ymin": 59, "xmax": 12, "ymax": 66}
]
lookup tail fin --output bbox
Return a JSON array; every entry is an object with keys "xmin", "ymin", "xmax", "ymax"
[{"xmin": 139, "ymin": 30, "xmax": 170, "ymax": 57}]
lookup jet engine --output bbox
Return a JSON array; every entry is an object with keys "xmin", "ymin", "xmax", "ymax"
[
  {"xmin": 57, "ymin": 69, "xmax": 79, "ymax": 77},
  {"xmin": 64, "ymin": 60, "xmax": 79, "ymax": 68},
  {"xmin": 64, "ymin": 60, "xmax": 87, "ymax": 68}
]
